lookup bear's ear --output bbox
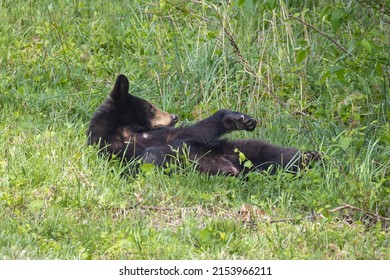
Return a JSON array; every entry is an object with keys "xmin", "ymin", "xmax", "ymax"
[{"xmin": 110, "ymin": 74, "xmax": 130, "ymax": 102}]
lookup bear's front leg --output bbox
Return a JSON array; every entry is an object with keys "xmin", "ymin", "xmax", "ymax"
[{"xmin": 175, "ymin": 109, "xmax": 257, "ymax": 145}]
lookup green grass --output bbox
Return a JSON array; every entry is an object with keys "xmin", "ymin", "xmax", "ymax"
[{"xmin": 0, "ymin": 0, "xmax": 389, "ymax": 259}]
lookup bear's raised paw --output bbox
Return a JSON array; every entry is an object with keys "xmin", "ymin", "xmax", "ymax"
[{"xmin": 222, "ymin": 111, "xmax": 257, "ymax": 132}]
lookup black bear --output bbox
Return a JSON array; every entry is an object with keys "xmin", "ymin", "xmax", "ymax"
[{"xmin": 87, "ymin": 74, "xmax": 320, "ymax": 175}]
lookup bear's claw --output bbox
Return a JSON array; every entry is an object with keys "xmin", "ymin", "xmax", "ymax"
[
  {"xmin": 223, "ymin": 111, "xmax": 257, "ymax": 132},
  {"xmin": 301, "ymin": 150, "xmax": 321, "ymax": 167}
]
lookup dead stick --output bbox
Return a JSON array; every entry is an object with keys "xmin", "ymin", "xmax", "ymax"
[
  {"xmin": 269, "ymin": 214, "xmax": 319, "ymax": 224},
  {"xmin": 221, "ymin": 22, "xmax": 285, "ymax": 107},
  {"xmin": 290, "ymin": 15, "xmax": 350, "ymax": 54},
  {"xmin": 329, "ymin": 203, "xmax": 390, "ymax": 222}
]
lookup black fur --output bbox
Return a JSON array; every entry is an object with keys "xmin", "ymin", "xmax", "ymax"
[{"xmin": 88, "ymin": 74, "xmax": 320, "ymax": 175}]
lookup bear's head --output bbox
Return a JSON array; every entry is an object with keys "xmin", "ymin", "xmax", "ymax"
[
  {"xmin": 88, "ymin": 74, "xmax": 178, "ymax": 146},
  {"xmin": 107, "ymin": 74, "xmax": 178, "ymax": 132}
]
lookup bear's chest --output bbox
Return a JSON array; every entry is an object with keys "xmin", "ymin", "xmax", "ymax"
[
  {"xmin": 120, "ymin": 127, "xmax": 155, "ymax": 147},
  {"xmin": 120, "ymin": 127, "xmax": 134, "ymax": 141}
]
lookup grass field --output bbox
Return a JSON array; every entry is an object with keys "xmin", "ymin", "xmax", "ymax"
[{"xmin": 1, "ymin": 0, "xmax": 389, "ymax": 259}]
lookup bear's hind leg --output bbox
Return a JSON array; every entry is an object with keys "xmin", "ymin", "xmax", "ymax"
[
  {"xmin": 140, "ymin": 146, "xmax": 171, "ymax": 166},
  {"xmin": 222, "ymin": 140, "xmax": 321, "ymax": 174}
]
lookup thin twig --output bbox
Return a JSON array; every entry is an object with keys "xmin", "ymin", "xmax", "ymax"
[
  {"xmin": 269, "ymin": 217, "xmax": 303, "ymax": 223},
  {"xmin": 128, "ymin": 201, "xmax": 142, "ymax": 209},
  {"xmin": 128, "ymin": 203, "xmax": 198, "ymax": 212},
  {"xmin": 269, "ymin": 212, "xmax": 321, "ymax": 223},
  {"xmin": 140, "ymin": 206, "xmax": 176, "ymax": 211},
  {"xmin": 290, "ymin": 15, "xmax": 351, "ymax": 54},
  {"xmin": 291, "ymin": 15, "xmax": 390, "ymax": 67},
  {"xmin": 329, "ymin": 203, "xmax": 390, "ymax": 222},
  {"xmin": 219, "ymin": 16, "xmax": 286, "ymax": 108},
  {"xmin": 356, "ymin": 0, "xmax": 390, "ymax": 17},
  {"xmin": 176, "ymin": 0, "xmax": 286, "ymax": 107}
]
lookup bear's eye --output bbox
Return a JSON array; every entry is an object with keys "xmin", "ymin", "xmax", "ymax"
[{"xmin": 147, "ymin": 105, "xmax": 154, "ymax": 112}]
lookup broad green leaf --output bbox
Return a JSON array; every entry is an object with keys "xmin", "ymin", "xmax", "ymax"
[
  {"xmin": 361, "ymin": 39, "xmax": 372, "ymax": 54},
  {"xmin": 375, "ymin": 62, "xmax": 383, "ymax": 76},
  {"xmin": 28, "ymin": 200, "xmax": 44, "ymax": 211},
  {"xmin": 330, "ymin": 10, "xmax": 343, "ymax": 31},
  {"xmin": 199, "ymin": 228, "xmax": 212, "ymax": 241},
  {"xmin": 266, "ymin": 0, "xmax": 276, "ymax": 10},
  {"xmin": 238, "ymin": 152, "xmax": 246, "ymax": 163},
  {"xmin": 200, "ymin": 193, "xmax": 211, "ymax": 200},
  {"xmin": 140, "ymin": 163, "xmax": 155, "ymax": 173},
  {"xmin": 329, "ymin": 65, "xmax": 344, "ymax": 73},
  {"xmin": 345, "ymin": 92, "xmax": 364, "ymax": 102},
  {"xmin": 296, "ymin": 50, "xmax": 307, "ymax": 63},
  {"xmin": 339, "ymin": 136, "xmax": 352, "ymax": 150},
  {"xmin": 244, "ymin": 160, "xmax": 253, "ymax": 169}
]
